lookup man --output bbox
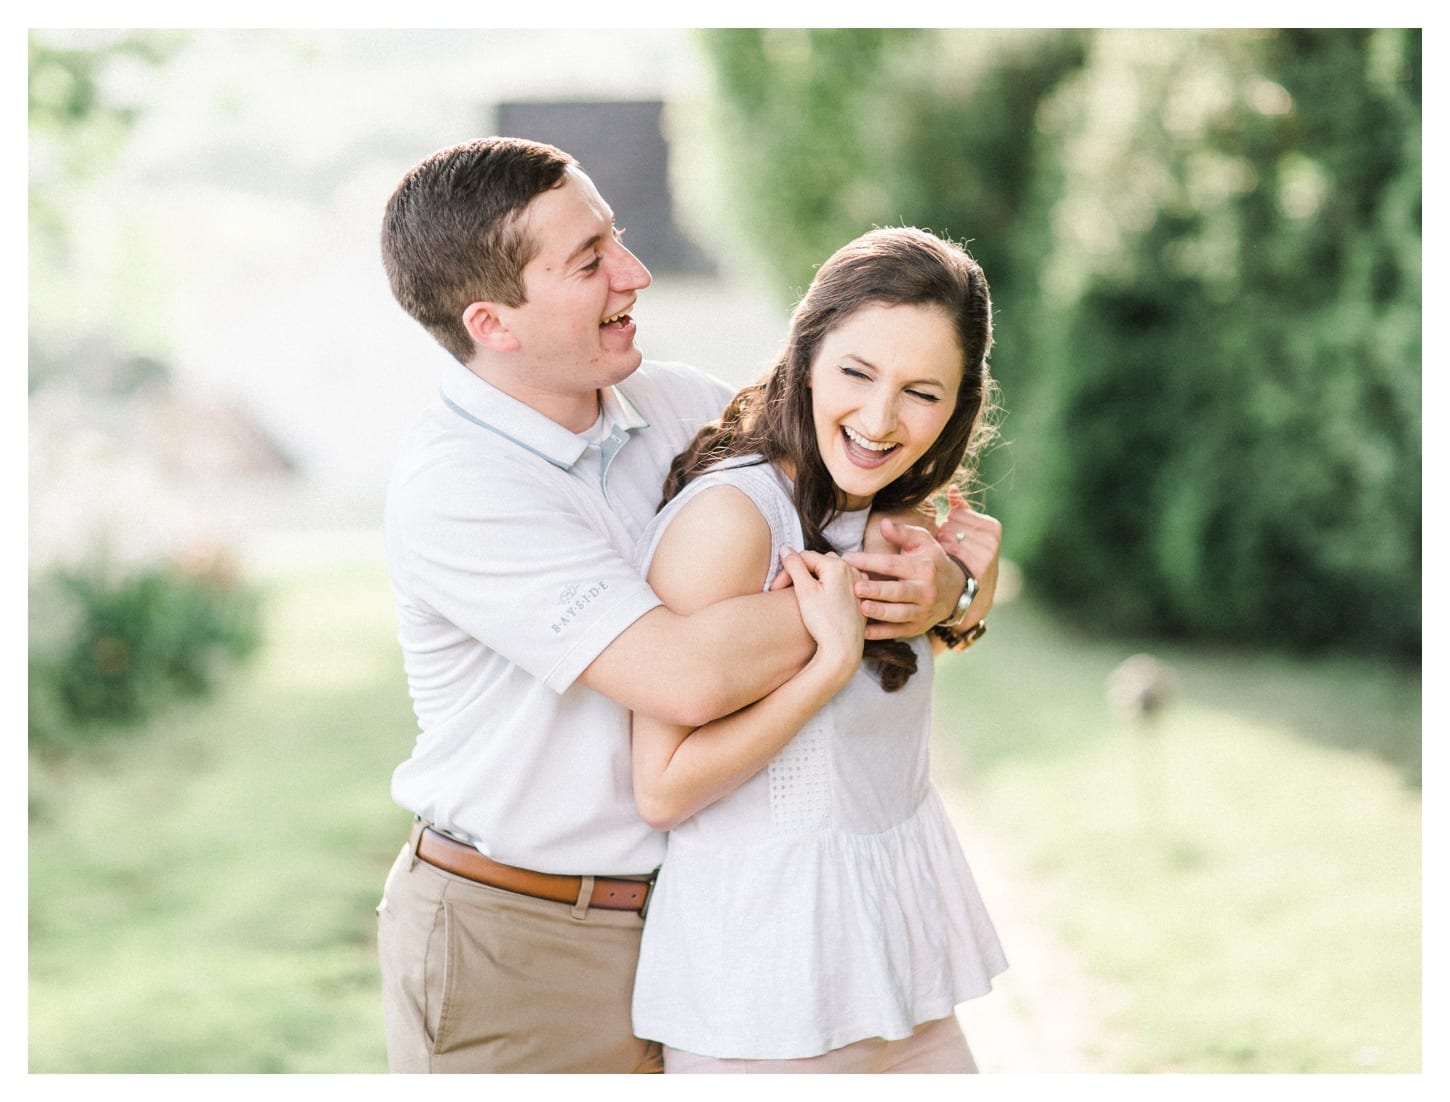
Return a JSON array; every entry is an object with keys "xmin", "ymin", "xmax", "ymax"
[{"xmin": 376, "ymin": 137, "xmax": 1000, "ymax": 1073}]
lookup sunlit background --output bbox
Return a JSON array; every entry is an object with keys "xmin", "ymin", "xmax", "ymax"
[{"xmin": 28, "ymin": 27, "xmax": 1424, "ymax": 1076}]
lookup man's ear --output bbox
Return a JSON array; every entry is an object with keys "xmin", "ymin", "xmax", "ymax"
[{"xmin": 461, "ymin": 301, "xmax": 521, "ymax": 353}]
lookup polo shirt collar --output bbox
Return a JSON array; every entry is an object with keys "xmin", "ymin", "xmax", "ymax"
[
  {"xmin": 439, "ymin": 359, "xmax": 650, "ymax": 470},
  {"xmin": 599, "ymin": 380, "xmax": 650, "ymax": 435}
]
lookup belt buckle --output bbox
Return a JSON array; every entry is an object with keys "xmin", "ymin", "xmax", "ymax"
[{"xmin": 638, "ymin": 874, "xmax": 657, "ymax": 920}]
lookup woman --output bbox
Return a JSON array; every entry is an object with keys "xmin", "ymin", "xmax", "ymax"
[{"xmin": 629, "ymin": 227, "xmax": 1006, "ymax": 1073}]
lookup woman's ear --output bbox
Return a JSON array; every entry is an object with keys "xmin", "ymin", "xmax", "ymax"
[{"xmin": 461, "ymin": 301, "xmax": 521, "ymax": 354}]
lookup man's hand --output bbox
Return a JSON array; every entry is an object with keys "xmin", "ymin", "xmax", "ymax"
[{"xmin": 840, "ymin": 516, "xmax": 958, "ymax": 639}]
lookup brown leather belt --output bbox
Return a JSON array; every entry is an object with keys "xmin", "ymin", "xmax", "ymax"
[{"xmin": 415, "ymin": 826, "xmax": 653, "ymax": 913}]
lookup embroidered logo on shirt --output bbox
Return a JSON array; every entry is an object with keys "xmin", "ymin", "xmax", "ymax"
[{"xmin": 551, "ymin": 580, "xmax": 609, "ymax": 634}]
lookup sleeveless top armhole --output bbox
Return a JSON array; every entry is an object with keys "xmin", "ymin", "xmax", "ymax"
[{"xmin": 635, "ymin": 458, "xmax": 811, "ymax": 590}]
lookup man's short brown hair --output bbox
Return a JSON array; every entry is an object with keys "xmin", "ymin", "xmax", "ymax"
[{"xmin": 381, "ymin": 137, "xmax": 576, "ymax": 363}]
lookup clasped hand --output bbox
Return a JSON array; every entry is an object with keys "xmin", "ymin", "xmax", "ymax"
[
  {"xmin": 770, "ymin": 488, "xmax": 1002, "ymax": 639},
  {"xmin": 775, "ymin": 549, "xmax": 866, "ymax": 677}
]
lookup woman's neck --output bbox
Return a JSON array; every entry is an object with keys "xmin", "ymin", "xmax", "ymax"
[{"xmin": 775, "ymin": 458, "xmax": 872, "ymax": 512}]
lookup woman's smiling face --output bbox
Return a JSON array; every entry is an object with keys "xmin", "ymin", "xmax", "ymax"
[{"xmin": 808, "ymin": 302, "xmax": 963, "ymax": 510}]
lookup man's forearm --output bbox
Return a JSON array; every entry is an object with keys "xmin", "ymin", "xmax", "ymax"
[
  {"xmin": 579, "ymin": 589, "xmax": 813, "ymax": 728},
  {"xmin": 699, "ymin": 588, "xmax": 816, "ymax": 718}
]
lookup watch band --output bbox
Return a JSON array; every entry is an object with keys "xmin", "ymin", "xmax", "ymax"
[
  {"xmin": 941, "ymin": 553, "xmax": 978, "ymax": 629},
  {"xmin": 932, "ymin": 618, "xmax": 988, "ymax": 652}
]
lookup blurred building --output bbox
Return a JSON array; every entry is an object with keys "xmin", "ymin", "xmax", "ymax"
[{"xmin": 497, "ymin": 100, "xmax": 715, "ymax": 276}]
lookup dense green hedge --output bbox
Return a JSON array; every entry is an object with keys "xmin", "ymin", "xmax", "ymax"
[{"xmin": 699, "ymin": 28, "xmax": 1420, "ymax": 656}]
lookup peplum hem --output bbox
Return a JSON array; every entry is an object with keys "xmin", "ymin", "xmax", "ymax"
[{"xmin": 631, "ymin": 786, "xmax": 1008, "ymax": 1060}]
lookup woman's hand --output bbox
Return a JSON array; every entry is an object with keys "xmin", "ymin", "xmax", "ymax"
[{"xmin": 778, "ymin": 548, "xmax": 865, "ymax": 687}]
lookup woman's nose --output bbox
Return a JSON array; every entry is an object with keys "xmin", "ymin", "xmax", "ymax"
[{"xmin": 859, "ymin": 391, "xmax": 898, "ymax": 438}]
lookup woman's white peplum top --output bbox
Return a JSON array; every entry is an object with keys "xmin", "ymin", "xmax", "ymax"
[{"xmin": 630, "ymin": 459, "xmax": 1007, "ymax": 1060}]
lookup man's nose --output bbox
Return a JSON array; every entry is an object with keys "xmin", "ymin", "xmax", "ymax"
[{"xmin": 609, "ymin": 243, "xmax": 652, "ymax": 291}]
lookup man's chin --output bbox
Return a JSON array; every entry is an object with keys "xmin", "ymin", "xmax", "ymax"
[{"xmin": 604, "ymin": 348, "xmax": 645, "ymax": 382}]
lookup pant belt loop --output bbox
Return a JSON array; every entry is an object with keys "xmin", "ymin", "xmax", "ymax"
[
  {"xmin": 571, "ymin": 875, "xmax": 595, "ymax": 921},
  {"xmin": 407, "ymin": 816, "xmax": 427, "ymax": 872}
]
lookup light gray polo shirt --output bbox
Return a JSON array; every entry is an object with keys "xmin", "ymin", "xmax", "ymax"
[{"xmin": 384, "ymin": 357, "xmax": 733, "ymax": 875}]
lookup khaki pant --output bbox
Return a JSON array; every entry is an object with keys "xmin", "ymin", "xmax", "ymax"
[
  {"xmin": 663, "ymin": 1016, "xmax": 977, "ymax": 1074},
  {"xmin": 375, "ymin": 836, "xmax": 661, "ymax": 1073}
]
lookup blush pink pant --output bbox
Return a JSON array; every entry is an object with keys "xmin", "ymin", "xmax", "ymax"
[{"xmin": 663, "ymin": 1015, "xmax": 977, "ymax": 1074}]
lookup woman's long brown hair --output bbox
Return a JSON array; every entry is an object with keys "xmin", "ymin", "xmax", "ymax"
[{"xmin": 661, "ymin": 227, "xmax": 998, "ymax": 690}]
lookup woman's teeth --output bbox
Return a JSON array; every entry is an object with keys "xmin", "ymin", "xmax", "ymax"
[{"xmin": 844, "ymin": 426, "xmax": 896, "ymax": 453}]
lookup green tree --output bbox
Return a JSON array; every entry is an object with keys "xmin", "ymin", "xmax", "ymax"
[
  {"xmin": 700, "ymin": 28, "xmax": 922, "ymax": 297},
  {"xmin": 29, "ymin": 30, "xmax": 188, "ymax": 392},
  {"xmin": 1013, "ymin": 29, "xmax": 1420, "ymax": 654},
  {"xmin": 699, "ymin": 27, "xmax": 1083, "ymax": 307},
  {"xmin": 29, "ymin": 31, "xmax": 186, "ymax": 241}
]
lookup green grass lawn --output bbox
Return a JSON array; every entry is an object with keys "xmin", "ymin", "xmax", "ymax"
[
  {"xmin": 28, "ymin": 554, "xmax": 1422, "ymax": 1073},
  {"xmin": 29, "ymin": 554, "xmax": 414, "ymax": 1073},
  {"xmin": 932, "ymin": 597, "xmax": 1422, "ymax": 1073}
]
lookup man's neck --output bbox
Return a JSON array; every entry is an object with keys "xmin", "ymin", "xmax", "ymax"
[{"xmin": 464, "ymin": 359, "xmax": 602, "ymax": 434}]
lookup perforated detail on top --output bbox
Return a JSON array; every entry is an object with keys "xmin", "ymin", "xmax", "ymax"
[
  {"xmin": 696, "ymin": 467, "xmax": 839, "ymax": 833},
  {"xmin": 767, "ymin": 717, "xmax": 833, "ymax": 833}
]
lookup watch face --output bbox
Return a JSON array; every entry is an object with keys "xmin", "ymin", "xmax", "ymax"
[
  {"xmin": 957, "ymin": 572, "xmax": 978, "ymax": 614},
  {"xmin": 942, "ymin": 574, "xmax": 976, "ymax": 630}
]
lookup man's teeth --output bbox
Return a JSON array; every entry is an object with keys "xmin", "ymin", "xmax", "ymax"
[
  {"xmin": 603, "ymin": 311, "xmax": 629, "ymax": 325},
  {"xmin": 844, "ymin": 427, "xmax": 895, "ymax": 452}
]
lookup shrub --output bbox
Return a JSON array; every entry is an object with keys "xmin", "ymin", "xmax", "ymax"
[{"xmin": 29, "ymin": 549, "xmax": 262, "ymax": 752}]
